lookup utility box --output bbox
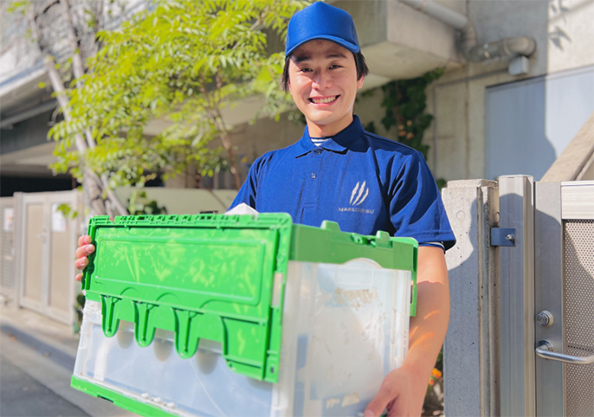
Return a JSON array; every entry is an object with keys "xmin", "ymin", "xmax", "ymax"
[{"xmin": 71, "ymin": 213, "xmax": 417, "ymax": 417}]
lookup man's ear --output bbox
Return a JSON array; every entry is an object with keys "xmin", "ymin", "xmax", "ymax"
[{"xmin": 357, "ymin": 74, "xmax": 365, "ymax": 90}]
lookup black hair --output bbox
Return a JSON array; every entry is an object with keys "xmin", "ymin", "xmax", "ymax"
[{"xmin": 281, "ymin": 51, "xmax": 369, "ymax": 92}]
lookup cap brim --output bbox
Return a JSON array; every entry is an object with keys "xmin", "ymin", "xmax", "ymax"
[{"xmin": 286, "ymin": 35, "xmax": 360, "ymax": 57}]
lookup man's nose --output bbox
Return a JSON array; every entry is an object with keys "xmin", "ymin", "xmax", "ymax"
[{"xmin": 312, "ymin": 70, "xmax": 332, "ymax": 89}]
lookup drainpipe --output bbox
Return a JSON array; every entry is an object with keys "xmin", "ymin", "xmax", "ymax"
[{"xmin": 400, "ymin": 0, "xmax": 536, "ymax": 72}]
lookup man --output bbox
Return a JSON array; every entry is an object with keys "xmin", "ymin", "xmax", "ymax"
[
  {"xmin": 76, "ymin": 2, "xmax": 455, "ymax": 416},
  {"xmin": 228, "ymin": 3, "xmax": 455, "ymax": 416}
]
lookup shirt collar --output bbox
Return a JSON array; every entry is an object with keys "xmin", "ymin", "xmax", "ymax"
[{"xmin": 294, "ymin": 115, "xmax": 364, "ymax": 157}]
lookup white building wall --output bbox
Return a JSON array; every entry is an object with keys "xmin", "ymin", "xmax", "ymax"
[
  {"xmin": 547, "ymin": 0, "xmax": 594, "ymax": 73},
  {"xmin": 425, "ymin": 0, "xmax": 594, "ymax": 181}
]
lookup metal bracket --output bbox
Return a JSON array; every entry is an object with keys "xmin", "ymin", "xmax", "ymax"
[{"xmin": 491, "ymin": 227, "xmax": 516, "ymax": 247}]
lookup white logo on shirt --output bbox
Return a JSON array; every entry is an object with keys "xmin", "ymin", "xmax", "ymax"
[
  {"xmin": 349, "ymin": 181, "xmax": 369, "ymax": 206},
  {"xmin": 338, "ymin": 181, "xmax": 375, "ymax": 214}
]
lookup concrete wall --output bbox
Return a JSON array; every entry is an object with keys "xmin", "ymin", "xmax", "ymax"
[
  {"xmin": 425, "ymin": 0, "xmax": 594, "ymax": 181},
  {"xmin": 442, "ymin": 179, "xmax": 499, "ymax": 417}
]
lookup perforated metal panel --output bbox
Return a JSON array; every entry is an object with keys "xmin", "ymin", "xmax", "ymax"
[{"xmin": 563, "ymin": 220, "xmax": 594, "ymax": 417}]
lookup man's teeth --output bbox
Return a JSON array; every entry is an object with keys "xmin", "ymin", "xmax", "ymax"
[{"xmin": 312, "ymin": 96, "xmax": 338, "ymax": 104}]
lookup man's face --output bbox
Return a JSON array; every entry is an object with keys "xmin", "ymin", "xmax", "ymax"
[{"xmin": 288, "ymin": 40, "xmax": 364, "ymax": 137}]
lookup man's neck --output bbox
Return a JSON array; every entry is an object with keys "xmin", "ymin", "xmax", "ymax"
[{"xmin": 306, "ymin": 114, "xmax": 354, "ymax": 138}]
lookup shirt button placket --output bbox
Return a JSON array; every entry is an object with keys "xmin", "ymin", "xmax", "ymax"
[
  {"xmin": 311, "ymin": 148, "xmax": 322, "ymax": 179},
  {"xmin": 303, "ymin": 148, "xmax": 324, "ymax": 220}
]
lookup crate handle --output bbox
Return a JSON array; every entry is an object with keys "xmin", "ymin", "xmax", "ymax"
[
  {"xmin": 174, "ymin": 309, "xmax": 199, "ymax": 359},
  {"xmin": 133, "ymin": 302, "xmax": 157, "ymax": 348},
  {"xmin": 173, "ymin": 309, "xmax": 226, "ymax": 360},
  {"xmin": 101, "ymin": 295, "xmax": 121, "ymax": 338},
  {"xmin": 321, "ymin": 220, "xmax": 341, "ymax": 232}
]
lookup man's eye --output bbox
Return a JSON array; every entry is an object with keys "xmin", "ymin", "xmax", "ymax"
[{"xmin": 330, "ymin": 65, "xmax": 342, "ymax": 69}]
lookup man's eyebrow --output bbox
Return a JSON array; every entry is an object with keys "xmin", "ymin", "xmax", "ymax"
[
  {"xmin": 291, "ymin": 51, "xmax": 349, "ymax": 64},
  {"xmin": 326, "ymin": 52, "xmax": 348, "ymax": 59},
  {"xmin": 292, "ymin": 55, "xmax": 310, "ymax": 64}
]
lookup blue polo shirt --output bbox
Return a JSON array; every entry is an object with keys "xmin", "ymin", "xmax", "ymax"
[{"xmin": 230, "ymin": 116, "xmax": 455, "ymax": 250}]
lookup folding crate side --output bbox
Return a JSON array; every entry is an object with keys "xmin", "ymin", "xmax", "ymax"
[{"xmin": 81, "ymin": 213, "xmax": 293, "ymax": 383}]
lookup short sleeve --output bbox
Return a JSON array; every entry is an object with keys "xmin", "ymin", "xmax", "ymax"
[
  {"xmin": 228, "ymin": 160, "xmax": 261, "ymax": 211},
  {"xmin": 389, "ymin": 152, "xmax": 455, "ymax": 250}
]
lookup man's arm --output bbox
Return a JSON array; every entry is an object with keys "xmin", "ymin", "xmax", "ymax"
[{"xmin": 364, "ymin": 246, "xmax": 450, "ymax": 417}]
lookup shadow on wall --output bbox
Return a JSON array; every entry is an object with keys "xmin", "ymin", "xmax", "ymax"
[{"xmin": 485, "ymin": 67, "xmax": 594, "ymax": 182}]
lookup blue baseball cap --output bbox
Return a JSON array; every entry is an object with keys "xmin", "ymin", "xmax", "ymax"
[{"xmin": 285, "ymin": 2, "xmax": 361, "ymax": 57}]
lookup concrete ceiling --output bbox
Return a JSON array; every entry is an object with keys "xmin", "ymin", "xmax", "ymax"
[{"xmin": 0, "ymin": 142, "xmax": 59, "ymax": 177}]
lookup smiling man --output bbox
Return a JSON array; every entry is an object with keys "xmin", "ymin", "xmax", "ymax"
[
  {"xmin": 229, "ymin": 2, "xmax": 455, "ymax": 416},
  {"xmin": 283, "ymin": 39, "xmax": 364, "ymax": 137}
]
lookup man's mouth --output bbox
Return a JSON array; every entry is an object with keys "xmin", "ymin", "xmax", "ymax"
[{"xmin": 309, "ymin": 95, "xmax": 339, "ymax": 104}]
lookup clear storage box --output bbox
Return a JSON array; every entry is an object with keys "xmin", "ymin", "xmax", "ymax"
[{"xmin": 72, "ymin": 213, "xmax": 417, "ymax": 417}]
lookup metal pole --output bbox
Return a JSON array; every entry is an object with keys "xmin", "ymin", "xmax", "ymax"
[{"xmin": 498, "ymin": 175, "xmax": 536, "ymax": 417}]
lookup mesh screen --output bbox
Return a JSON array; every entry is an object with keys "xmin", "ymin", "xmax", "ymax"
[{"xmin": 563, "ymin": 220, "xmax": 594, "ymax": 417}]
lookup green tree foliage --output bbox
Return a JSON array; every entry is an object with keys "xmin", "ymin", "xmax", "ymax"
[{"xmin": 49, "ymin": 0, "xmax": 311, "ymax": 191}]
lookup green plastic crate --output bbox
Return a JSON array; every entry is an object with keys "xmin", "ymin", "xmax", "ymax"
[{"xmin": 80, "ymin": 213, "xmax": 417, "ymax": 385}]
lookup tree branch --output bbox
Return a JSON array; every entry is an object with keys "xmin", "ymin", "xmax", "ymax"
[
  {"xmin": 63, "ymin": 0, "xmax": 96, "ymax": 151},
  {"xmin": 28, "ymin": 2, "xmax": 129, "ymax": 217},
  {"xmin": 198, "ymin": 80, "xmax": 241, "ymax": 190}
]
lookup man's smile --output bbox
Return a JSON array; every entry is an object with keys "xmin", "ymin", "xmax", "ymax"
[{"xmin": 309, "ymin": 95, "xmax": 340, "ymax": 104}]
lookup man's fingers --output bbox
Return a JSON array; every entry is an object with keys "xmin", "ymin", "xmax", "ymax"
[
  {"xmin": 78, "ymin": 235, "xmax": 91, "ymax": 246},
  {"xmin": 364, "ymin": 384, "xmax": 395, "ymax": 417},
  {"xmin": 75, "ymin": 236, "xmax": 93, "ymax": 283},
  {"xmin": 74, "ymin": 257, "xmax": 88, "ymax": 271},
  {"xmin": 387, "ymin": 395, "xmax": 409, "ymax": 417},
  {"xmin": 75, "ymin": 244, "xmax": 95, "ymax": 260}
]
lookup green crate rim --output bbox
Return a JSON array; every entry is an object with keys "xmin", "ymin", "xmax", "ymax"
[{"xmin": 72, "ymin": 376, "xmax": 177, "ymax": 417}]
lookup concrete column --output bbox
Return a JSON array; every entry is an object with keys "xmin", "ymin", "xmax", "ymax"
[{"xmin": 442, "ymin": 180, "xmax": 499, "ymax": 417}]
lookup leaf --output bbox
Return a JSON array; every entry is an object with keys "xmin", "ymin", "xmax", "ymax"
[{"xmin": 56, "ymin": 203, "xmax": 72, "ymax": 218}]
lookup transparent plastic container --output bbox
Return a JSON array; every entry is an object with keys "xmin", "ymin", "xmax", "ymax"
[{"xmin": 73, "ymin": 259, "xmax": 411, "ymax": 417}]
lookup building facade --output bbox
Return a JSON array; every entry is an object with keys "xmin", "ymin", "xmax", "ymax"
[{"xmin": 1, "ymin": 0, "xmax": 593, "ymax": 195}]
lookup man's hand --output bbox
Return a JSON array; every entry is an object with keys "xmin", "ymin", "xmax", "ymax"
[
  {"xmin": 364, "ymin": 246, "xmax": 450, "ymax": 417},
  {"xmin": 75, "ymin": 235, "xmax": 95, "ymax": 282},
  {"xmin": 364, "ymin": 364, "xmax": 427, "ymax": 417}
]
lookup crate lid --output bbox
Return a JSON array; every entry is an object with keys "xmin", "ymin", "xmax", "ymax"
[{"xmin": 83, "ymin": 213, "xmax": 417, "ymax": 383}]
